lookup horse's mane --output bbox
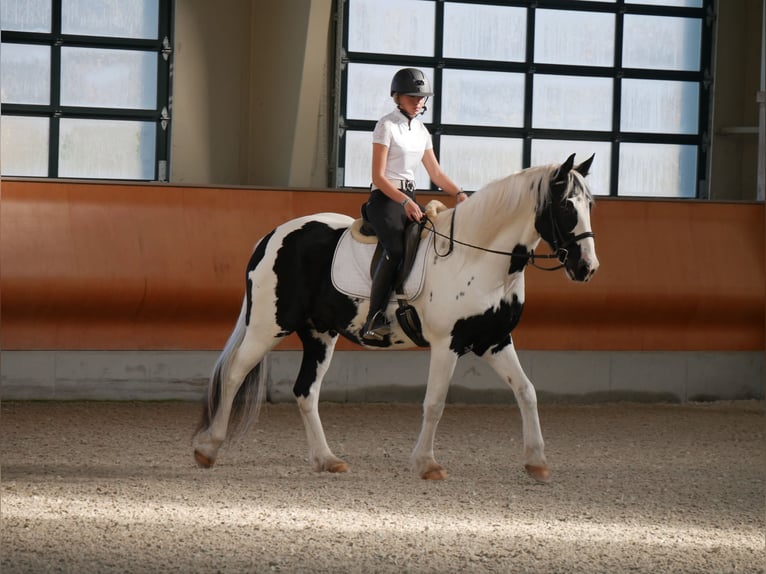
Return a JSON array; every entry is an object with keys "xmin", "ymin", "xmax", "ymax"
[{"xmin": 465, "ymin": 163, "xmax": 593, "ymax": 223}]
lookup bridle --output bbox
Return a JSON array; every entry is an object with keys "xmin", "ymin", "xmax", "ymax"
[
  {"xmin": 422, "ymin": 196, "xmax": 595, "ymax": 272},
  {"xmin": 538, "ymin": 195, "xmax": 596, "ymax": 269}
]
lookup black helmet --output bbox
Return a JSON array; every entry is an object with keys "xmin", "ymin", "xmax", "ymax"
[{"xmin": 390, "ymin": 68, "xmax": 433, "ymax": 97}]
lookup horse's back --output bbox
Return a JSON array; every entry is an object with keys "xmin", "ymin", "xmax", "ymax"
[
  {"xmin": 280, "ymin": 212, "xmax": 354, "ymax": 232},
  {"xmin": 248, "ymin": 212, "xmax": 353, "ymax": 274}
]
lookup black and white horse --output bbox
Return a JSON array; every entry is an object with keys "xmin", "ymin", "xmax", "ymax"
[{"xmin": 193, "ymin": 154, "xmax": 599, "ymax": 482}]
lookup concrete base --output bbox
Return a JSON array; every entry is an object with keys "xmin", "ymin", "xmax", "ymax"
[{"xmin": 1, "ymin": 349, "xmax": 763, "ymax": 403}]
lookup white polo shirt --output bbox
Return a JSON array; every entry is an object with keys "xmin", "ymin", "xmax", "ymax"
[{"xmin": 372, "ymin": 109, "xmax": 433, "ymax": 183}]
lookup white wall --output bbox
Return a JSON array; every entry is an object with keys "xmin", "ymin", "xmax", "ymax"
[{"xmin": 171, "ymin": 0, "xmax": 333, "ymax": 187}]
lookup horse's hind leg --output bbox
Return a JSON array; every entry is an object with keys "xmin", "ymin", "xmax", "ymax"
[
  {"xmin": 193, "ymin": 325, "xmax": 276, "ymax": 467},
  {"xmin": 294, "ymin": 328, "xmax": 348, "ymax": 473},
  {"xmin": 482, "ymin": 343, "xmax": 549, "ymax": 483},
  {"xmin": 410, "ymin": 343, "xmax": 459, "ymax": 480}
]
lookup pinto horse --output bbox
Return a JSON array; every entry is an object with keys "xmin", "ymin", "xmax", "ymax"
[{"xmin": 193, "ymin": 153, "xmax": 599, "ymax": 482}]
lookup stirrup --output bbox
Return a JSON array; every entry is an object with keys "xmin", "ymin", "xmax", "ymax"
[{"xmin": 362, "ymin": 311, "xmax": 390, "ymax": 341}]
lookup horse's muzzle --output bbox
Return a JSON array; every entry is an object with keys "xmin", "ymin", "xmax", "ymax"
[{"xmin": 568, "ymin": 256, "xmax": 599, "ymax": 282}]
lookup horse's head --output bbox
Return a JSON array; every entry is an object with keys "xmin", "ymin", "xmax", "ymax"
[{"xmin": 535, "ymin": 154, "xmax": 599, "ymax": 282}]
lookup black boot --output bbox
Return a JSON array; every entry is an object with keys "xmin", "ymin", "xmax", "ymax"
[{"xmin": 361, "ymin": 254, "xmax": 398, "ymax": 342}]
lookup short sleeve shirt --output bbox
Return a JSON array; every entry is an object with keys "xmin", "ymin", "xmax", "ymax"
[{"xmin": 372, "ymin": 109, "xmax": 433, "ymax": 182}]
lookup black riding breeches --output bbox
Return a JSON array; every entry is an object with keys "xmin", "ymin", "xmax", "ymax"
[{"xmin": 364, "ymin": 188, "xmax": 416, "ymax": 263}]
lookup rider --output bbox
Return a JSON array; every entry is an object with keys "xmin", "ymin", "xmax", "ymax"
[{"xmin": 360, "ymin": 67, "xmax": 467, "ymax": 343}]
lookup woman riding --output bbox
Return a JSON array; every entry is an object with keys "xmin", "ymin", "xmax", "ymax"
[{"xmin": 361, "ymin": 67, "xmax": 467, "ymax": 343}]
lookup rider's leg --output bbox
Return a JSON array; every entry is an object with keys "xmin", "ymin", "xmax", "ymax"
[
  {"xmin": 362, "ymin": 253, "xmax": 398, "ymax": 340},
  {"xmin": 361, "ymin": 188, "xmax": 409, "ymax": 341}
]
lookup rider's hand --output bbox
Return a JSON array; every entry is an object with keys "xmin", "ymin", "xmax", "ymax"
[{"xmin": 404, "ymin": 200, "xmax": 423, "ymax": 222}]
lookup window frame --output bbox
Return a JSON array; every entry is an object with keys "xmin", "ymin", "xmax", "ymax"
[
  {"xmin": 1, "ymin": 0, "xmax": 173, "ymax": 181},
  {"xmin": 333, "ymin": 0, "xmax": 714, "ymax": 198}
]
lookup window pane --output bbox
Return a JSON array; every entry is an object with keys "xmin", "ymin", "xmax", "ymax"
[
  {"xmin": 344, "ymin": 131, "xmax": 372, "ymax": 188},
  {"xmin": 343, "ymin": 130, "xmax": 430, "ymax": 189},
  {"xmin": 535, "ymin": 10, "xmax": 615, "ymax": 67},
  {"xmin": 621, "ymin": 79, "xmax": 699, "ymax": 134},
  {"xmin": 442, "ymin": 69, "xmax": 524, "ymax": 127},
  {"xmin": 439, "ymin": 136, "xmax": 523, "ymax": 192},
  {"xmin": 618, "ymin": 143, "xmax": 697, "ymax": 197},
  {"xmin": 533, "ymin": 75, "xmax": 613, "ymax": 131},
  {"xmin": 346, "ymin": 63, "xmax": 434, "ymax": 123},
  {"xmin": 623, "ymin": 15, "xmax": 701, "ymax": 71},
  {"xmin": 0, "ymin": 115, "xmax": 49, "ymax": 176},
  {"xmin": 347, "ymin": 0, "xmax": 434, "ymax": 57},
  {"xmin": 531, "ymin": 140, "xmax": 611, "ymax": 196},
  {"xmin": 59, "ymin": 119, "xmax": 156, "ymax": 179},
  {"xmin": 61, "ymin": 47, "xmax": 157, "ymax": 109},
  {"xmin": 443, "ymin": 3, "xmax": 525, "ymax": 62},
  {"xmin": 0, "ymin": 44, "xmax": 51, "ymax": 105},
  {"xmin": 0, "ymin": 0, "xmax": 51, "ymax": 32},
  {"xmin": 625, "ymin": 0, "xmax": 702, "ymax": 6},
  {"xmin": 61, "ymin": 0, "xmax": 159, "ymax": 39}
]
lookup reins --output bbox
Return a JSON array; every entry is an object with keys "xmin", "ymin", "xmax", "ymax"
[{"xmin": 421, "ymin": 203, "xmax": 594, "ymax": 272}]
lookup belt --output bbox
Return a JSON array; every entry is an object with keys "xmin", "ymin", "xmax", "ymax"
[{"xmin": 371, "ymin": 179, "xmax": 416, "ymax": 194}]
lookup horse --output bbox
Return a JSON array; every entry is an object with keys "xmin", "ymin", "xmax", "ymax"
[{"xmin": 192, "ymin": 153, "xmax": 599, "ymax": 482}]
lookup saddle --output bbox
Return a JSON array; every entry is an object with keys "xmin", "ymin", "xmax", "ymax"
[
  {"xmin": 355, "ymin": 210, "xmax": 422, "ymax": 293},
  {"xmin": 333, "ymin": 200, "xmax": 448, "ymax": 347},
  {"xmin": 353, "ymin": 199, "xmax": 447, "ymax": 289}
]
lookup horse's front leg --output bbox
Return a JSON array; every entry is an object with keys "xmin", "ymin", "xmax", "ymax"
[
  {"xmin": 411, "ymin": 342, "xmax": 459, "ymax": 480},
  {"xmin": 482, "ymin": 342, "xmax": 550, "ymax": 483},
  {"xmin": 294, "ymin": 328, "xmax": 348, "ymax": 474}
]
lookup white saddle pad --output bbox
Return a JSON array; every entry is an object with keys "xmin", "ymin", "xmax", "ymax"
[{"xmin": 331, "ymin": 227, "xmax": 432, "ymax": 302}]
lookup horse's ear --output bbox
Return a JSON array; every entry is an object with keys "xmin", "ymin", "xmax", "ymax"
[
  {"xmin": 553, "ymin": 153, "xmax": 576, "ymax": 183},
  {"xmin": 575, "ymin": 154, "xmax": 595, "ymax": 177}
]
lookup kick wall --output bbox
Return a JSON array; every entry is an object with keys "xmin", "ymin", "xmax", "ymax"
[{"xmin": 1, "ymin": 179, "xmax": 763, "ymax": 402}]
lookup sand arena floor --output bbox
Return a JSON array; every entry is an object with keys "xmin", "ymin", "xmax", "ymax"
[{"xmin": 1, "ymin": 400, "xmax": 764, "ymax": 573}]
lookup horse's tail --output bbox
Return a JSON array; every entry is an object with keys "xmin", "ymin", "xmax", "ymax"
[{"xmin": 196, "ymin": 300, "xmax": 267, "ymax": 441}]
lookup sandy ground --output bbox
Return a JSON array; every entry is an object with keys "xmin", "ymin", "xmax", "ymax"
[{"xmin": 1, "ymin": 400, "xmax": 764, "ymax": 573}]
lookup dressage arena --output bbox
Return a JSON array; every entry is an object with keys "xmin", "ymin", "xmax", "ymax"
[{"xmin": 1, "ymin": 399, "xmax": 763, "ymax": 573}]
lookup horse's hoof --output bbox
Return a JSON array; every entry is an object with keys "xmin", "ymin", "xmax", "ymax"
[
  {"xmin": 421, "ymin": 465, "xmax": 448, "ymax": 480},
  {"xmin": 194, "ymin": 450, "xmax": 216, "ymax": 468},
  {"xmin": 525, "ymin": 464, "xmax": 551, "ymax": 483},
  {"xmin": 326, "ymin": 460, "xmax": 349, "ymax": 473}
]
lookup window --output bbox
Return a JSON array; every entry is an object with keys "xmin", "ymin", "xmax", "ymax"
[
  {"xmin": 1, "ymin": 0, "xmax": 172, "ymax": 180},
  {"xmin": 335, "ymin": 0, "xmax": 712, "ymax": 198}
]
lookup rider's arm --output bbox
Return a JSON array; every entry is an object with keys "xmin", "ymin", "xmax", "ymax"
[{"xmin": 422, "ymin": 148, "xmax": 467, "ymax": 203}]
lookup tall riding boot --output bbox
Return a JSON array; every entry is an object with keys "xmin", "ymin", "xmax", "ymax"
[{"xmin": 361, "ymin": 254, "xmax": 398, "ymax": 342}]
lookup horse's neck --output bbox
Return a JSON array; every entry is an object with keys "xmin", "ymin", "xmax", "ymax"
[{"xmin": 440, "ymin": 180, "xmax": 540, "ymax": 255}]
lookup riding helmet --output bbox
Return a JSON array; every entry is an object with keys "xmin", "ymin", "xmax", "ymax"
[{"xmin": 390, "ymin": 68, "xmax": 433, "ymax": 97}]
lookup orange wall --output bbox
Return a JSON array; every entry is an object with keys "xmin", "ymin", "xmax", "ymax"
[{"xmin": 1, "ymin": 179, "xmax": 763, "ymax": 352}]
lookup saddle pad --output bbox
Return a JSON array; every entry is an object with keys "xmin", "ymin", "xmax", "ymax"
[{"xmin": 331, "ymin": 228, "xmax": 432, "ymax": 302}]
